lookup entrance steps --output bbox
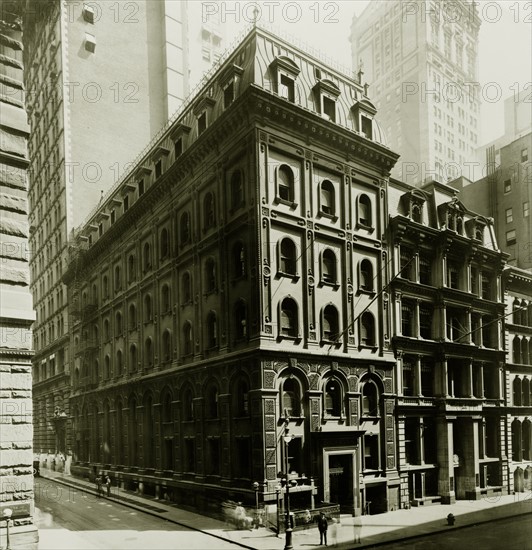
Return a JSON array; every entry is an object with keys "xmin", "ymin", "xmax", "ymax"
[{"xmin": 411, "ymin": 495, "xmax": 442, "ymax": 506}]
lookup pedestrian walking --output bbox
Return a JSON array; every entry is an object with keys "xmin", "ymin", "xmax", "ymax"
[
  {"xmin": 105, "ymin": 474, "xmax": 112, "ymax": 497},
  {"xmin": 95, "ymin": 473, "xmax": 103, "ymax": 497},
  {"xmin": 330, "ymin": 517, "xmax": 338, "ymax": 547},
  {"xmin": 318, "ymin": 511, "xmax": 328, "ymax": 546},
  {"xmin": 353, "ymin": 515, "xmax": 363, "ymax": 545}
]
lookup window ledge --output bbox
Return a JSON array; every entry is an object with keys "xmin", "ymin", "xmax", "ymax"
[
  {"xmin": 276, "ymin": 271, "xmax": 300, "ymax": 281},
  {"xmin": 278, "ymin": 335, "xmax": 302, "ymax": 343},
  {"xmin": 318, "ymin": 280, "xmax": 339, "ymax": 290},
  {"xmin": 358, "ymin": 344, "xmax": 378, "ymax": 351},
  {"xmin": 360, "ymin": 415, "xmax": 380, "ymax": 421},
  {"xmin": 318, "ymin": 211, "xmax": 338, "ymax": 222},
  {"xmin": 356, "ymin": 287, "xmax": 375, "ymax": 296},
  {"xmin": 274, "ymin": 197, "xmax": 298, "ymax": 209},
  {"xmin": 356, "ymin": 222, "xmax": 374, "ymax": 232},
  {"xmin": 320, "ymin": 339, "xmax": 341, "ymax": 347}
]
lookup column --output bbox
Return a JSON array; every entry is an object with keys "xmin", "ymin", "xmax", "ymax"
[
  {"xmin": 437, "ymin": 418, "xmax": 455, "ymax": 504},
  {"xmin": 414, "ymin": 356, "xmax": 422, "ymax": 396}
]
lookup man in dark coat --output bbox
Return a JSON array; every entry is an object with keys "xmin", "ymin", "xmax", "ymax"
[{"xmin": 318, "ymin": 512, "xmax": 328, "ymax": 545}]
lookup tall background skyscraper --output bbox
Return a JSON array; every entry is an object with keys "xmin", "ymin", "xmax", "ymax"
[
  {"xmin": 23, "ymin": 0, "xmax": 224, "ymax": 454},
  {"xmin": 350, "ymin": 0, "xmax": 481, "ymax": 185}
]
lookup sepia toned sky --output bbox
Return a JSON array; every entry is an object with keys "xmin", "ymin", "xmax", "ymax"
[{"xmin": 215, "ymin": 0, "xmax": 532, "ymax": 145}]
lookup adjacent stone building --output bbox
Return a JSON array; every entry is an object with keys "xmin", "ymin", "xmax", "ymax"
[
  {"xmin": 62, "ymin": 24, "xmax": 402, "ymax": 515},
  {"xmin": 0, "ymin": 3, "xmax": 38, "ymax": 548},
  {"xmin": 388, "ymin": 179, "xmax": 508, "ymax": 504}
]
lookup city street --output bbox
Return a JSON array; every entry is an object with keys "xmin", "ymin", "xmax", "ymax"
[
  {"xmin": 366, "ymin": 514, "xmax": 532, "ymax": 550},
  {"xmin": 34, "ymin": 478, "xmax": 239, "ymax": 550}
]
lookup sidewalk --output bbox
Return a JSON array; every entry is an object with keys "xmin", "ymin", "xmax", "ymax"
[{"xmin": 38, "ymin": 469, "xmax": 531, "ymax": 549}]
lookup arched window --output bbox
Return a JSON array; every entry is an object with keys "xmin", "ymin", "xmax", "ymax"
[
  {"xmin": 183, "ymin": 388, "xmax": 194, "ymax": 421},
  {"xmin": 205, "ymin": 258, "xmax": 216, "ymax": 292},
  {"xmin": 182, "ymin": 272, "xmax": 192, "ymax": 303},
  {"xmin": 180, "ymin": 212, "xmax": 190, "ymax": 244},
  {"xmin": 360, "ymin": 312, "xmax": 376, "ymax": 347},
  {"xmin": 115, "ymin": 311, "xmax": 123, "ymax": 335},
  {"xmin": 129, "ymin": 344, "xmax": 138, "ymax": 372},
  {"xmin": 144, "ymin": 337, "xmax": 153, "ymax": 367},
  {"xmin": 322, "ymin": 305, "xmax": 339, "ymax": 342},
  {"xmin": 320, "ymin": 180, "xmax": 335, "ymax": 216},
  {"xmin": 160, "ymin": 227, "xmax": 170, "ymax": 258},
  {"xmin": 128, "ymin": 397, "xmax": 138, "ymax": 465},
  {"xmin": 128, "ymin": 254, "xmax": 136, "ymax": 282},
  {"xmin": 231, "ymin": 169, "xmax": 244, "ymax": 209},
  {"xmin": 523, "ymin": 419, "xmax": 532, "ymax": 461},
  {"xmin": 359, "ymin": 259, "xmax": 374, "ymax": 291},
  {"xmin": 324, "ymin": 378, "xmax": 342, "ymax": 416},
  {"xmin": 204, "ymin": 192, "xmax": 216, "ymax": 228},
  {"xmin": 277, "ymin": 164, "xmax": 294, "ymax": 202},
  {"xmin": 143, "ymin": 242, "xmax": 152, "ymax": 271},
  {"xmin": 103, "ymin": 275, "xmax": 109, "ymax": 298},
  {"xmin": 114, "ymin": 265, "xmax": 121, "ymax": 291},
  {"xmin": 206, "ymin": 384, "xmax": 219, "ymax": 419},
  {"xmin": 234, "ymin": 377, "xmax": 249, "ymax": 417},
  {"xmin": 514, "ymin": 377, "xmax": 522, "ymax": 406},
  {"xmin": 233, "ymin": 242, "xmax": 246, "ymax": 278},
  {"xmin": 523, "ymin": 338, "xmax": 530, "ymax": 366},
  {"xmin": 523, "ymin": 378, "xmax": 530, "ymax": 406},
  {"xmin": 161, "ymin": 284, "xmax": 171, "ymax": 313},
  {"xmin": 92, "ymin": 284, "xmax": 98, "ymax": 306},
  {"xmin": 358, "ymin": 194, "xmax": 372, "ymax": 227},
  {"xmin": 234, "ymin": 300, "xmax": 247, "ymax": 340},
  {"xmin": 362, "ymin": 379, "xmax": 379, "ymax": 416},
  {"xmin": 144, "ymin": 294, "xmax": 152, "ymax": 322},
  {"xmin": 128, "ymin": 303, "xmax": 137, "ymax": 330},
  {"xmin": 183, "ymin": 322, "xmax": 193, "ymax": 355},
  {"xmin": 103, "ymin": 318, "xmax": 110, "ymax": 341},
  {"xmin": 280, "ymin": 298, "xmax": 298, "ymax": 337},
  {"xmin": 512, "ymin": 419, "xmax": 522, "ymax": 462},
  {"xmin": 206, "ymin": 311, "xmax": 218, "ymax": 349},
  {"xmin": 282, "ymin": 377, "xmax": 301, "ymax": 417},
  {"xmin": 513, "ymin": 336, "xmax": 522, "ymax": 364},
  {"xmin": 162, "ymin": 330, "xmax": 172, "ymax": 362},
  {"xmin": 143, "ymin": 394, "xmax": 154, "ymax": 467},
  {"xmin": 279, "ymin": 238, "xmax": 297, "ymax": 275},
  {"xmin": 322, "ymin": 249, "xmax": 337, "ymax": 284},
  {"xmin": 104, "ymin": 355, "xmax": 111, "ymax": 379},
  {"xmin": 116, "ymin": 349, "xmax": 123, "ymax": 375}
]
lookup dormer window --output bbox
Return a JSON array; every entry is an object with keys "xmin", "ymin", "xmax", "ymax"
[
  {"xmin": 313, "ymin": 79, "xmax": 341, "ymax": 122},
  {"xmin": 170, "ymin": 123, "xmax": 191, "ymax": 161},
  {"xmin": 279, "ymin": 74, "xmax": 295, "ymax": 102},
  {"xmin": 175, "ymin": 138, "xmax": 182, "ymax": 158},
  {"xmin": 361, "ymin": 116, "xmax": 372, "ymax": 139},
  {"xmin": 219, "ymin": 64, "xmax": 243, "ymax": 110},
  {"xmin": 322, "ymin": 96, "xmax": 336, "ymax": 122},
  {"xmin": 155, "ymin": 160, "xmax": 162, "ymax": 179},
  {"xmin": 224, "ymin": 81, "xmax": 234, "ymax": 108},
  {"xmin": 194, "ymin": 96, "xmax": 215, "ymax": 136},
  {"xmin": 138, "ymin": 179, "xmax": 144, "ymax": 196},
  {"xmin": 198, "ymin": 111, "xmax": 207, "ymax": 135},
  {"xmin": 270, "ymin": 56, "xmax": 300, "ymax": 103}
]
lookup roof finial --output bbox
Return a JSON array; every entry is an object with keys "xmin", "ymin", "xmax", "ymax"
[
  {"xmin": 364, "ymin": 82, "xmax": 370, "ymax": 97},
  {"xmin": 357, "ymin": 59, "xmax": 364, "ymax": 84},
  {"xmin": 252, "ymin": 6, "xmax": 259, "ymax": 27}
]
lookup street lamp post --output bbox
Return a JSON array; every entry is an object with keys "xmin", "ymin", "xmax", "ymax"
[
  {"xmin": 275, "ymin": 484, "xmax": 281, "ymax": 537},
  {"xmin": 3, "ymin": 508, "xmax": 12, "ymax": 550},
  {"xmin": 283, "ymin": 426, "xmax": 294, "ymax": 550},
  {"xmin": 252, "ymin": 481, "xmax": 259, "ymax": 528}
]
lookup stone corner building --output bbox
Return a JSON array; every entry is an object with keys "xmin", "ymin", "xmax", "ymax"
[
  {"xmin": 63, "ymin": 24, "xmax": 400, "ymax": 515},
  {"xmin": 0, "ymin": 3, "xmax": 38, "ymax": 549}
]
